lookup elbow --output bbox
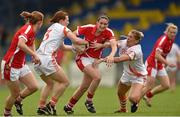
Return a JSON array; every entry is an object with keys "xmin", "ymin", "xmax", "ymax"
[
  {"xmin": 155, "ymin": 52, "xmax": 159, "ymax": 59},
  {"xmin": 17, "ymin": 42, "xmax": 23, "ymax": 49},
  {"xmin": 155, "ymin": 50, "xmax": 162, "ymax": 59}
]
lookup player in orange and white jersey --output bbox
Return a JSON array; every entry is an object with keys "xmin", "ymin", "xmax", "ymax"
[
  {"xmin": 35, "ymin": 10, "xmax": 88, "ymax": 116},
  {"xmin": 94, "ymin": 29, "xmax": 146, "ymax": 113},
  {"xmin": 166, "ymin": 43, "xmax": 180, "ymax": 92}
]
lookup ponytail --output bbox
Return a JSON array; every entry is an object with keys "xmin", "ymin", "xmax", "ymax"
[
  {"xmin": 20, "ymin": 11, "xmax": 32, "ymax": 21},
  {"xmin": 20, "ymin": 11, "xmax": 44, "ymax": 24}
]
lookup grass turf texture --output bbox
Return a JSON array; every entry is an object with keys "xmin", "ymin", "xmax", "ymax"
[{"xmin": 0, "ymin": 85, "xmax": 180, "ymax": 116}]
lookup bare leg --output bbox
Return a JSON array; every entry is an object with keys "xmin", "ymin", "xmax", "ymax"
[
  {"xmin": 72, "ymin": 74, "xmax": 92, "ymax": 100},
  {"xmin": 129, "ymin": 83, "xmax": 144, "ymax": 113},
  {"xmin": 115, "ymin": 81, "xmax": 130, "ymax": 113},
  {"xmin": 129, "ymin": 83, "xmax": 144, "ymax": 104},
  {"xmin": 4, "ymin": 80, "xmax": 20, "ymax": 116},
  {"xmin": 64, "ymin": 68, "xmax": 92, "ymax": 114},
  {"xmin": 141, "ymin": 76, "xmax": 155, "ymax": 98},
  {"xmin": 151, "ymin": 75, "xmax": 170, "ymax": 95},
  {"xmin": 50, "ymin": 66, "xmax": 69, "ymax": 99},
  {"xmin": 167, "ymin": 70, "xmax": 176, "ymax": 92},
  {"xmin": 83, "ymin": 65, "xmax": 101, "ymax": 113},
  {"xmin": 39, "ymin": 74, "xmax": 54, "ymax": 108},
  {"xmin": 86, "ymin": 66, "xmax": 101, "ymax": 96},
  {"xmin": 19, "ymin": 72, "xmax": 39, "ymax": 98}
]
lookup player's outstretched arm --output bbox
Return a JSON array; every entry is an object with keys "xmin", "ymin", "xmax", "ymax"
[{"xmin": 114, "ymin": 54, "xmax": 130, "ymax": 63}]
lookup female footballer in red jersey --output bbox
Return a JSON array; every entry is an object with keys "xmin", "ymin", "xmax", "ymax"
[
  {"xmin": 142, "ymin": 23, "xmax": 178, "ymax": 107},
  {"xmin": 64, "ymin": 15, "xmax": 117, "ymax": 114},
  {"xmin": 1, "ymin": 11, "xmax": 44, "ymax": 116}
]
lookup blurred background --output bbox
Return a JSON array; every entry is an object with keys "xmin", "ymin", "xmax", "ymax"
[{"xmin": 0, "ymin": 0, "xmax": 180, "ymax": 87}]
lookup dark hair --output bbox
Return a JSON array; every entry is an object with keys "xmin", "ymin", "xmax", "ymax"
[
  {"xmin": 50, "ymin": 10, "xmax": 68, "ymax": 23},
  {"xmin": 97, "ymin": 15, "xmax": 110, "ymax": 22},
  {"xmin": 20, "ymin": 11, "xmax": 44, "ymax": 24}
]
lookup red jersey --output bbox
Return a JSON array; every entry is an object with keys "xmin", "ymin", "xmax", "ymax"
[
  {"xmin": 146, "ymin": 34, "xmax": 174, "ymax": 69},
  {"xmin": 3, "ymin": 24, "xmax": 35, "ymax": 68},
  {"xmin": 77, "ymin": 24, "xmax": 115, "ymax": 58}
]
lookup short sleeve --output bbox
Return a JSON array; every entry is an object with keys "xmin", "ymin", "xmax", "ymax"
[
  {"xmin": 156, "ymin": 35, "xmax": 166, "ymax": 52},
  {"xmin": 174, "ymin": 44, "xmax": 180, "ymax": 55},
  {"xmin": 77, "ymin": 24, "xmax": 91, "ymax": 36},
  {"xmin": 126, "ymin": 45, "xmax": 140, "ymax": 60},
  {"xmin": 126, "ymin": 50, "xmax": 136, "ymax": 60},
  {"xmin": 106, "ymin": 28, "xmax": 115, "ymax": 41},
  {"xmin": 117, "ymin": 40, "xmax": 126, "ymax": 48},
  {"xmin": 63, "ymin": 27, "xmax": 71, "ymax": 36},
  {"xmin": 18, "ymin": 25, "xmax": 32, "ymax": 42},
  {"xmin": 18, "ymin": 34, "xmax": 28, "ymax": 42}
]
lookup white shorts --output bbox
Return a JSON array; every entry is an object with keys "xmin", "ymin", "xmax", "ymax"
[
  {"xmin": 166, "ymin": 66, "xmax": 177, "ymax": 72},
  {"xmin": 34, "ymin": 55, "xmax": 59, "ymax": 76},
  {"xmin": 145, "ymin": 62, "xmax": 168, "ymax": 78},
  {"xmin": 120, "ymin": 72, "xmax": 146, "ymax": 86},
  {"xmin": 76, "ymin": 56, "xmax": 96, "ymax": 71},
  {"xmin": 1, "ymin": 60, "xmax": 31, "ymax": 81}
]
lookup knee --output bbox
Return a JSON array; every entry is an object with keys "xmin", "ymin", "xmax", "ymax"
[
  {"xmin": 28, "ymin": 84, "xmax": 39, "ymax": 93},
  {"xmin": 46, "ymin": 82, "xmax": 54, "ymax": 90},
  {"xmin": 147, "ymin": 77, "xmax": 155, "ymax": 89},
  {"xmin": 14, "ymin": 92, "xmax": 21, "ymax": 99},
  {"xmin": 63, "ymin": 80, "xmax": 70, "ymax": 88},
  {"xmin": 129, "ymin": 95, "xmax": 140, "ymax": 103},
  {"xmin": 93, "ymin": 76, "xmax": 101, "ymax": 82},
  {"xmin": 60, "ymin": 78, "xmax": 70, "ymax": 88},
  {"xmin": 11, "ymin": 91, "xmax": 20, "ymax": 99},
  {"xmin": 79, "ymin": 86, "xmax": 89, "ymax": 93},
  {"xmin": 117, "ymin": 90, "xmax": 124, "ymax": 97},
  {"xmin": 162, "ymin": 83, "xmax": 170, "ymax": 90}
]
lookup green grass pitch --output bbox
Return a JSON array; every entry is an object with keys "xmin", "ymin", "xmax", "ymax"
[{"xmin": 0, "ymin": 85, "xmax": 180, "ymax": 116}]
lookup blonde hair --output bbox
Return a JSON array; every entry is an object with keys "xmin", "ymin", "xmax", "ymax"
[
  {"xmin": 164, "ymin": 23, "xmax": 178, "ymax": 34},
  {"xmin": 130, "ymin": 29, "xmax": 144, "ymax": 41},
  {"xmin": 20, "ymin": 11, "xmax": 44, "ymax": 24}
]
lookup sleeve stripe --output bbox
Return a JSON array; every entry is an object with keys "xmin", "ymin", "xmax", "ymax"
[
  {"xmin": 63, "ymin": 27, "xmax": 68, "ymax": 36},
  {"xmin": 107, "ymin": 28, "xmax": 115, "ymax": 36},
  {"xmin": 18, "ymin": 35, "xmax": 28, "ymax": 42},
  {"xmin": 156, "ymin": 48, "xmax": 163, "ymax": 52},
  {"xmin": 77, "ymin": 26, "xmax": 80, "ymax": 36},
  {"xmin": 24, "ymin": 25, "xmax": 31, "ymax": 34},
  {"xmin": 158, "ymin": 35, "xmax": 166, "ymax": 46},
  {"xmin": 80, "ymin": 24, "xmax": 94, "ymax": 28},
  {"xmin": 127, "ymin": 51, "xmax": 136, "ymax": 60}
]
